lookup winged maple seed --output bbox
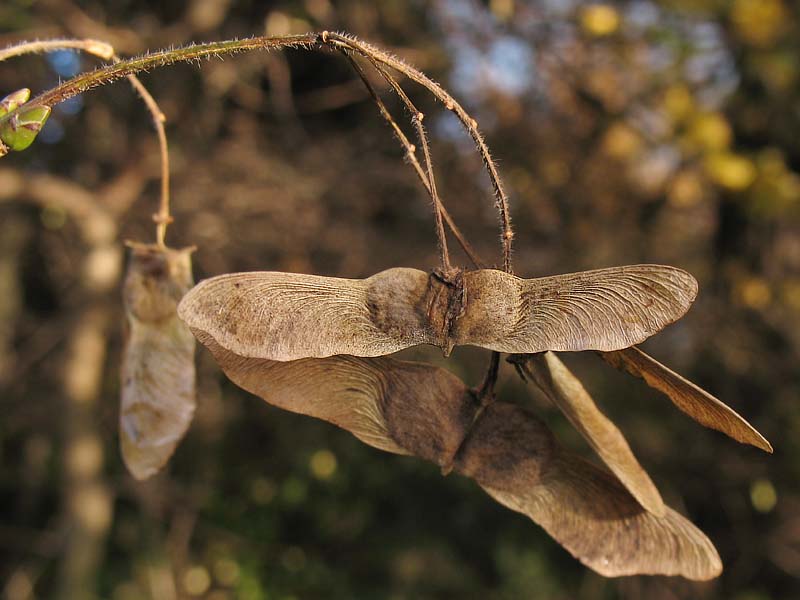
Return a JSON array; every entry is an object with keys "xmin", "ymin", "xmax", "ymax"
[
  {"xmin": 120, "ymin": 242, "xmax": 196, "ymax": 480},
  {"xmin": 176, "ymin": 264, "xmax": 698, "ymax": 361},
  {"xmin": 510, "ymin": 351, "xmax": 666, "ymax": 517},
  {"xmin": 190, "ymin": 329, "xmax": 722, "ymax": 580},
  {"xmin": 600, "ymin": 347, "xmax": 772, "ymax": 452}
]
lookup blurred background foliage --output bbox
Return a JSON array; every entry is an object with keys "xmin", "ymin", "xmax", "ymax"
[{"xmin": 0, "ymin": 0, "xmax": 798, "ymax": 598}]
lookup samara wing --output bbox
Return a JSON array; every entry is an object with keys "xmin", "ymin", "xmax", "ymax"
[
  {"xmin": 600, "ymin": 347, "xmax": 772, "ymax": 452},
  {"xmin": 455, "ymin": 402, "xmax": 722, "ymax": 580},
  {"xmin": 513, "ymin": 351, "xmax": 665, "ymax": 517},
  {"xmin": 194, "ymin": 331, "xmax": 721, "ymax": 580},
  {"xmin": 178, "ymin": 268, "xmax": 434, "ymax": 361},
  {"xmin": 455, "ymin": 265, "xmax": 698, "ymax": 354},
  {"xmin": 120, "ymin": 243, "xmax": 196, "ymax": 480}
]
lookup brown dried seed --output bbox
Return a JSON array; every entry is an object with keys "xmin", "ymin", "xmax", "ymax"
[
  {"xmin": 192, "ymin": 329, "xmax": 475, "ymax": 465},
  {"xmin": 600, "ymin": 347, "xmax": 772, "ymax": 453},
  {"xmin": 512, "ymin": 352, "xmax": 665, "ymax": 517},
  {"xmin": 178, "ymin": 264, "xmax": 698, "ymax": 361},
  {"xmin": 454, "ymin": 403, "xmax": 722, "ymax": 580},
  {"xmin": 120, "ymin": 243, "xmax": 196, "ymax": 480},
  {"xmin": 194, "ymin": 332, "xmax": 721, "ymax": 580}
]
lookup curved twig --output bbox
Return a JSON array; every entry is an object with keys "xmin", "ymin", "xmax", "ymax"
[
  {"xmin": 1, "ymin": 38, "xmax": 173, "ymax": 246},
  {"xmin": 319, "ymin": 32, "xmax": 514, "ymax": 272}
]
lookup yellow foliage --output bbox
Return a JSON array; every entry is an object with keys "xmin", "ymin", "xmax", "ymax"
[
  {"xmin": 688, "ymin": 113, "xmax": 732, "ymax": 152},
  {"xmin": 705, "ymin": 152, "xmax": 757, "ymax": 190},
  {"xmin": 490, "ymin": 0, "xmax": 515, "ymax": 22},
  {"xmin": 668, "ymin": 171, "xmax": 705, "ymax": 207},
  {"xmin": 663, "ymin": 85, "xmax": 694, "ymax": 122},
  {"xmin": 731, "ymin": 0, "xmax": 787, "ymax": 46},
  {"xmin": 310, "ymin": 448, "xmax": 338, "ymax": 480},
  {"xmin": 602, "ymin": 122, "xmax": 642, "ymax": 159},
  {"xmin": 183, "ymin": 566, "xmax": 211, "ymax": 596},
  {"xmin": 580, "ymin": 4, "xmax": 620, "ymax": 36},
  {"xmin": 735, "ymin": 277, "xmax": 772, "ymax": 310},
  {"xmin": 750, "ymin": 478, "xmax": 777, "ymax": 513}
]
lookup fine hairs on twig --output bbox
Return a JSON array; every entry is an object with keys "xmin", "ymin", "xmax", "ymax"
[
  {"xmin": 0, "ymin": 38, "xmax": 172, "ymax": 246},
  {"xmin": 320, "ymin": 32, "xmax": 514, "ymax": 273},
  {"xmin": 337, "ymin": 49, "xmax": 484, "ymax": 270},
  {"xmin": 0, "ymin": 32, "xmax": 513, "ymax": 270},
  {"xmin": 336, "ymin": 47, "xmax": 503, "ymax": 393}
]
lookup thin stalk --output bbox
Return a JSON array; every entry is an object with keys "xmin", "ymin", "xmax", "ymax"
[
  {"xmin": 0, "ymin": 39, "xmax": 115, "ymax": 62},
  {"xmin": 2, "ymin": 32, "xmax": 512, "ymax": 270},
  {"xmin": 115, "ymin": 58, "xmax": 171, "ymax": 247},
  {"xmin": 320, "ymin": 32, "xmax": 514, "ymax": 273},
  {"xmin": 1, "ymin": 38, "xmax": 173, "ymax": 246},
  {"xmin": 339, "ymin": 51, "xmax": 484, "ymax": 268},
  {"xmin": 356, "ymin": 54, "xmax": 451, "ymax": 271},
  {"xmin": 0, "ymin": 34, "xmax": 318, "ymax": 113}
]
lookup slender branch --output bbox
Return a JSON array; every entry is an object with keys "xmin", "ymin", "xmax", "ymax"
[
  {"xmin": 1, "ymin": 38, "xmax": 173, "ymax": 246},
  {"xmin": 113, "ymin": 56, "xmax": 172, "ymax": 246},
  {"xmin": 341, "ymin": 48, "xmax": 451, "ymax": 271},
  {"xmin": 320, "ymin": 32, "xmax": 514, "ymax": 273},
  {"xmin": 339, "ymin": 50, "xmax": 484, "ymax": 269},
  {"xmin": 0, "ymin": 34, "xmax": 318, "ymax": 113},
  {"xmin": 0, "ymin": 39, "xmax": 115, "ymax": 62},
  {"xmin": 2, "ymin": 31, "xmax": 512, "ymax": 269}
]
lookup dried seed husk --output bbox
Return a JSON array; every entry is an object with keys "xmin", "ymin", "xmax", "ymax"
[
  {"xmin": 120, "ymin": 243, "xmax": 196, "ymax": 480},
  {"xmin": 178, "ymin": 264, "xmax": 698, "ymax": 361},
  {"xmin": 195, "ymin": 332, "xmax": 721, "ymax": 580},
  {"xmin": 454, "ymin": 402, "xmax": 722, "ymax": 580},
  {"xmin": 600, "ymin": 347, "xmax": 772, "ymax": 453},
  {"xmin": 512, "ymin": 352, "xmax": 665, "ymax": 517},
  {"xmin": 193, "ymin": 329, "xmax": 475, "ymax": 464}
]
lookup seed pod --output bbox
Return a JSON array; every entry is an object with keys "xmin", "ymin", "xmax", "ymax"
[
  {"xmin": 511, "ymin": 351, "xmax": 665, "ymax": 517},
  {"xmin": 600, "ymin": 346, "xmax": 772, "ymax": 452},
  {"xmin": 195, "ymin": 332, "xmax": 721, "ymax": 580},
  {"xmin": 454, "ymin": 402, "xmax": 722, "ymax": 580},
  {"xmin": 178, "ymin": 264, "xmax": 698, "ymax": 361},
  {"xmin": 120, "ymin": 243, "xmax": 196, "ymax": 480}
]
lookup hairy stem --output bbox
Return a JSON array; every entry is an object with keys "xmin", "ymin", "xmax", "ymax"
[
  {"xmin": 1, "ymin": 38, "xmax": 173, "ymax": 246},
  {"xmin": 339, "ymin": 51, "xmax": 484, "ymax": 268},
  {"xmin": 0, "ymin": 34, "xmax": 318, "ymax": 112},
  {"xmin": 321, "ymin": 32, "xmax": 514, "ymax": 273},
  {"xmin": 2, "ymin": 31, "xmax": 512, "ymax": 270}
]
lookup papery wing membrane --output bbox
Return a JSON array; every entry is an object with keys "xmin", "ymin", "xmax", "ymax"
[
  {"xmin": 601, "ymin": 347, "xmax": 772, "ymax": 452},
  {"xmin": 194, "ymin": 328, "xmax": 721, "ymax": 580},
  {"xmin": 515, "ymin": 352, "xmax": 665, "ymax": 517},
  {"xmin": 454, "ymin": 403, "xmax": 722, "ymax": 580},
  {"xmin": 179, "ymin": 268, "xmax": 433, "ymax": 361},
  {"xmin": 193, "ymin": 330, "xmax": 474, "ymax": 463},
  {"xmin": 458, "ymin": 265, "xmax": 698, "ymax": 353}
]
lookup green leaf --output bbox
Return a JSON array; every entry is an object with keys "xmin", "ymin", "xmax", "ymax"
[
  {"xmin": 0, "ymin": 104, "xmax": 51, "ymax": 151},
  {"xmin": 0, "ymin": 89, "xmax": 31, "ymax": 118}
]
